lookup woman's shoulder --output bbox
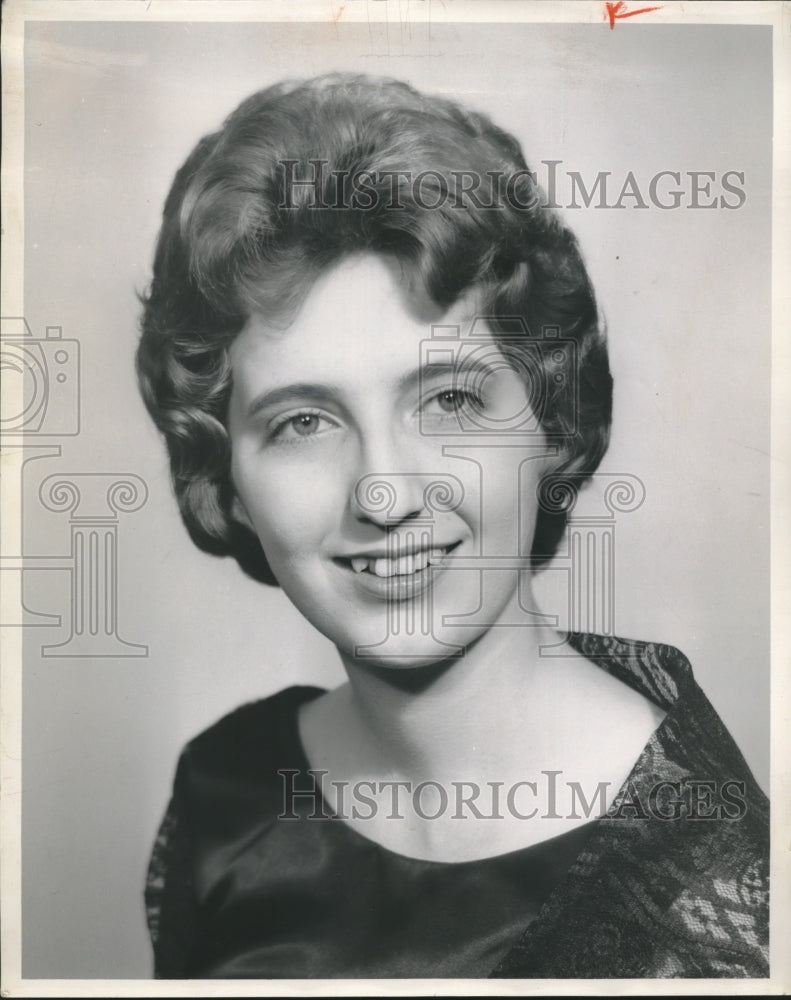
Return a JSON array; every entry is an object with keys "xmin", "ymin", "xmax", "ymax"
[
  {"xmin": 575, "ymin": 631, "xmax": 767, "ymax": 789},
  {"xmin": 146, "ymin": 684, "xmax": 327, "ymax": 975},
  {"xmin": 495, "ymin": 634, "xmax": 770, "ymax": 979},
  {"xmin": 567, "ymin": 631, "xmax": 693, "ymax": 706},
  {"xmin": 178, "ymin": 684, "xmax": 325, "ymax": 775}
]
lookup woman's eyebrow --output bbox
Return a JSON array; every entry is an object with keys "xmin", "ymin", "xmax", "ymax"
[
  {"xmin": 246, "ymin": 382, "xmax": 343, "ymax": 418},
  {"xmin": 408, "ymin": 357, "xmax": 499, "ymax": 390},
  {"xmin": 246, "ymin": 358, "xmax": 499, "ymax": 417}
]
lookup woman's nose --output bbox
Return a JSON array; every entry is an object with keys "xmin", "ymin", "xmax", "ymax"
[
  {"xmin": 351, "ymin": 471, "xmax": 427, "ymax": 527},
  {"xmin": 348, "ymin": 430, "xmax": 428, "ymax": 527}
]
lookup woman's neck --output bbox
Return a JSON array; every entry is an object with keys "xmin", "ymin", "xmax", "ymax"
[
  {"xmin": 334, "ymin": 615, "xmax": 562, "ymax": 784},
  {"xmin": 299, "ymin": 602, "xmax": 667, "ymax": 860}
]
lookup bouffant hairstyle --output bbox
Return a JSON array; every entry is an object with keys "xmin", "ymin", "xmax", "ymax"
[{"xmin": 137, "ymin": 73, "xmax": 612, "ymax": 585}]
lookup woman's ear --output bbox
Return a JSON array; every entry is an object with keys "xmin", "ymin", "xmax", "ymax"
[
  {"xmin": 231, "ymin": 493, "xmax": 255, "ymax": 531},
  {"xmin": 542, "ymin": 446, "xmax": 574, "ymax": 478},
  {"xmin": 545, "ymin": 443, "xmax": 589, "ymax": 479},
  {"xmin": 226, "ymin": 491, "xmax": 279, "ymax": 587}
]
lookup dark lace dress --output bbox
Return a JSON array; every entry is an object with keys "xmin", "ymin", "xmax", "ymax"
[{"xmin": 145, "ymin": 633, "xmax": 769, "ymax": 979}]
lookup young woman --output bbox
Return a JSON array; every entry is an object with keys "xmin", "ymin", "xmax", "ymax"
[{"xmin": 137, "ymin": 73, "xmax": 769, "ymax": 979}]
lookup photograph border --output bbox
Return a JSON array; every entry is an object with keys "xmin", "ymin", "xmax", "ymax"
[{"xmin": 1, "ymin": 1, "xmax": 789, "ymax": 995}]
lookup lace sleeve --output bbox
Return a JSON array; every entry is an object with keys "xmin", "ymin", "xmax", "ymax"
[{"xmin": 144, "ymin": 752, "xmax": 197, "ymax": 978}]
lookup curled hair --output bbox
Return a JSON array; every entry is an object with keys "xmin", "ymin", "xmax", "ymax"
[{"xmin": 137, "ymin": 73, "xmax": 612, "ymax": 584}]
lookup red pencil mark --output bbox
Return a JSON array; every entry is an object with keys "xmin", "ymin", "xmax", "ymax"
[
  {"xmin": 331, "ymin": 5, "xmax": 345, "ymax": 23},
  {"xmin": 605, "ymin": 1, "xmax": 663, "ymax": 29}
]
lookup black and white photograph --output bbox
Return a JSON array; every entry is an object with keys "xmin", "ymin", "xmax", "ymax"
[{"xmin": 1, "ymin": 0, "xmax": 788, "ymax": 993}]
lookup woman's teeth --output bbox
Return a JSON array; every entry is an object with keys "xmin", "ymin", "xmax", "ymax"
[{"xmin": 350, "ymin": 548, "xmax": 447, "ymax": 577}]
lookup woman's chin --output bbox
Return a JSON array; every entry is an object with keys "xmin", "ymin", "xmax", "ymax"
[{"xmin": 335, "ymin": 631, "xmax": 469, "ymax": 674}]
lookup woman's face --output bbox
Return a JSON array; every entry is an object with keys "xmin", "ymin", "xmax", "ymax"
[{"xmin": 228, "ymin": 254, "xmax": 557, "ymax": 668}]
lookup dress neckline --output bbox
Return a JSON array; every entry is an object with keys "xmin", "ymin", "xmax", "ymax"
[
  {"xmin": 282, "ymin": 632, "xmax": 680, "ymax": 867},
  {"xmin": 286, "ymin": 691, "xmax": 600, "ymax": 868}
]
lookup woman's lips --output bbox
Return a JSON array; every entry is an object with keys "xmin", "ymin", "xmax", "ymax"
[
  {"xmin": 334, "ymin": 542, "xmax": 461, "ymax": 599},
  {"xmin": 349, "ymin": 547, "xmax": 450, "ymax": 577}
]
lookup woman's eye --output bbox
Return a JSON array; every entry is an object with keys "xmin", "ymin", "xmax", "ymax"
[
  {"xmin": 428, "ymin": 389, "xmax": 482, "ymax": 416},
  {"xmin": 270, "ymin": 411, "xmax": 334, "ymax": 442}
]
